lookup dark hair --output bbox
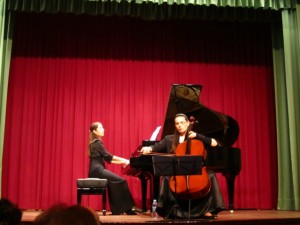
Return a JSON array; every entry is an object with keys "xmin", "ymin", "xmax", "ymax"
[
  {"xmin": 34, "ymin": 204, "xmax": 100, "ymax": 225},
  {"xmin": 89, "ymin": 122, "xmax": 101, "ymax": 141},
  {"xmin": 61, "ymin": 205, "xmax": 100, "ymax": 225},
  {"xmin": 175, "ymin": 113, "xmax": 189, "ymax": 121},
  {"xmin": 33, "ymin": 203, "xmax": 66, "ymax": 225},
  {"xmin": 89, "ymin": 122, "xmax": 99, "ymax": 133},
  {"xmin": 88, "ymin": 122, "xmax": 101, "ymax": 156},
  {"xmin": 0, "ymin": 198, "xmax": 22, "ymax": 225}
]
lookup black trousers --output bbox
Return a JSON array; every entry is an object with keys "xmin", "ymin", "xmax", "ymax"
[{"xmin": 89, "ymin": 168, "xmax": 134, "ymax": 214}]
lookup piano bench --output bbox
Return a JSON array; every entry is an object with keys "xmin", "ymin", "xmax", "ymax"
[{"xmin": 76, "ymin": 178, "xmax": 108, "ymax": 215}]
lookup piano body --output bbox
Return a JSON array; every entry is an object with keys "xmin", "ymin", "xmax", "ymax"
[{"xmin": 123, "ymin": 84, "xmax": 241, "ymax": 211}]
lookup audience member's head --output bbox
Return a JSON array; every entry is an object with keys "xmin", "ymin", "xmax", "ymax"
[
  {"xmin": 34, "ymin": 203, "xmax": 100, "ymax": 225},
  {"xmin": 0, "ymin": 198, "xmax": 22, "ymax": 225}
]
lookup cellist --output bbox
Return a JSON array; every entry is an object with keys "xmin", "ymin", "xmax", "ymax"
[{"xmin": 140, "ymin": 113, "xmax": 225, "ymax": 219}]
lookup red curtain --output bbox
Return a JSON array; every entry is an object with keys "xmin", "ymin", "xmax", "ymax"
[{"xmin": 2, "ymin": 13, "xmax": 277, "ymax": 210}]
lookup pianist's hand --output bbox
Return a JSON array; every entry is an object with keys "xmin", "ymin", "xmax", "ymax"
[
  {"xmin": 122, "ymin": 159, "xmax": 130, "ymax": 168},
  {"xmin": 140, "ymin": 146, "xmax": 152, "ymax": 154}
]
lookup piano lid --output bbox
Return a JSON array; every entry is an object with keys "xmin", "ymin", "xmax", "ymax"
[{"xmin": 160, "ymin": 84, "xmax": 239, "ymax": 147}]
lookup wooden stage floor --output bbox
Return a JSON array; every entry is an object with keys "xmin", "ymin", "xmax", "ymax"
[{"xmin": 21, "ymin": 209, "xmax": 300, "ymax": 225}]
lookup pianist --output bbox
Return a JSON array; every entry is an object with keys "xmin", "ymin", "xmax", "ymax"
[
  {"xmin": 88, "ymin": 122, "xmax": 141, "ymax": 215},
  {"xmin": 140, "ymin": 113, "xmax": 225, "ymax": 219}
]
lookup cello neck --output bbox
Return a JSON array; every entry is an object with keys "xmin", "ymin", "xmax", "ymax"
[{"xmin": 185, "ymin": 116, "xmax": 198, "ymax": 154}]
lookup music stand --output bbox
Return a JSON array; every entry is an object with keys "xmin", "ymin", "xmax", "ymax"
[{"xmin": 152, "ymin": 155, "xmax": 204, "ymax": 220}]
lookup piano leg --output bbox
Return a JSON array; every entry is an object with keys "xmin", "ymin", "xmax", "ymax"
[
  {"xmin": 153, "ymin": 176, "xmax": 160, "ymax": 203},
  {"xmin": 223, "ymin": 172, "xmax": 237, "ymax": 212},
  {"xmin": 140, "ymin": 176, "xmax": 148, "ymax": 212},
  {"xmin": 139, "ymin": 173, "xmax": 160, "ymax": 212}
]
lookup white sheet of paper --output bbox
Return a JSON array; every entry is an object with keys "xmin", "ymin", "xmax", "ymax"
[{"xmin": 150, "ymin": 126, "xmax": 161, "ymax": 140}]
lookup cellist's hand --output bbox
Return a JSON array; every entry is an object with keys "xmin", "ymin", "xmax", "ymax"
[
  {"xmin": 188, "ymin": 131, "xmax": 197, "ymax": 139},
  {"xmin": 189, "ymin": 131, "xmax": 219, "ymax": 147},
  {"xmin": 211, "ymin": 138, "xmax": 218, "ymax": 147}
]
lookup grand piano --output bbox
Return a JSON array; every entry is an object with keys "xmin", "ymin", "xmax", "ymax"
[{"xmin": 123, "ymin": 84, "xmax": 241, "ymax": 212}]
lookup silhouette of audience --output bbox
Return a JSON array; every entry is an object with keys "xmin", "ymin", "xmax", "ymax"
[
  {"xmin": 0, "ymin": 198, "xmax": 22, "ymax": 225},
  {"xmin": 33, "ymin": 203, "xmax": 100, "ymax": 225}
]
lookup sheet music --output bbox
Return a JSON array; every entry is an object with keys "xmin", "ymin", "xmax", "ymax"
[{"xmin": 150, "ymin": 126, "xmax": 161, "ymax": 140}]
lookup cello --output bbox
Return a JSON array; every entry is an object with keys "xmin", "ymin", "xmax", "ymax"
[{"xmin": 169, "ymin": 116, "xmax": 211, "ymax": 200}]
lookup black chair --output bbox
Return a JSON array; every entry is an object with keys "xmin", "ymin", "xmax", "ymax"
[{"xmin": 77, "ymin": 178, "xmax": 108, "ymax": 215}]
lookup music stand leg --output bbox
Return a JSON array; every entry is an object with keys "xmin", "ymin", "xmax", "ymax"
[
  {"xmin": 165, "ymin": 203, "xmax": 180, "ymax": 219},
  {"xmin": 165, "ymin": 199, "xmax": 192, "ymax": 220},
  {"xmin": 152, "ymin": 155, "xmax": 203, "ymax": 220},
  {"xmin": 162, "ymin": 176, "xmax": 180, "ymax": 220},
  {"xmin": 172, "ymin": 159, "xmax": 178, "ymax": 219},
  {"xmin": 188, "ymin": 199, "xmax": 191, "ymax": 219}
]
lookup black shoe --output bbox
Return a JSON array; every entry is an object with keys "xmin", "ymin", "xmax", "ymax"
[
  {"xmin": 202, "ymin": 212, "xmax": 216, "ymax": 220},
  {"xmin": 202, "ymin": 215, "xmax": 216, "ymax": 220},
  {"xmin": 131, "ymin": 206, "xmax": 143, "ymax": 213},
  {"xmin": 125, "ymin": 209, "xmax": 137, "ymax": 215}
]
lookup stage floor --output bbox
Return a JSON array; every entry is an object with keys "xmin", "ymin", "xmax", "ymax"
[{"xmin": 21, "ymin": 209, "xmax": 300, "ymax": 225}]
